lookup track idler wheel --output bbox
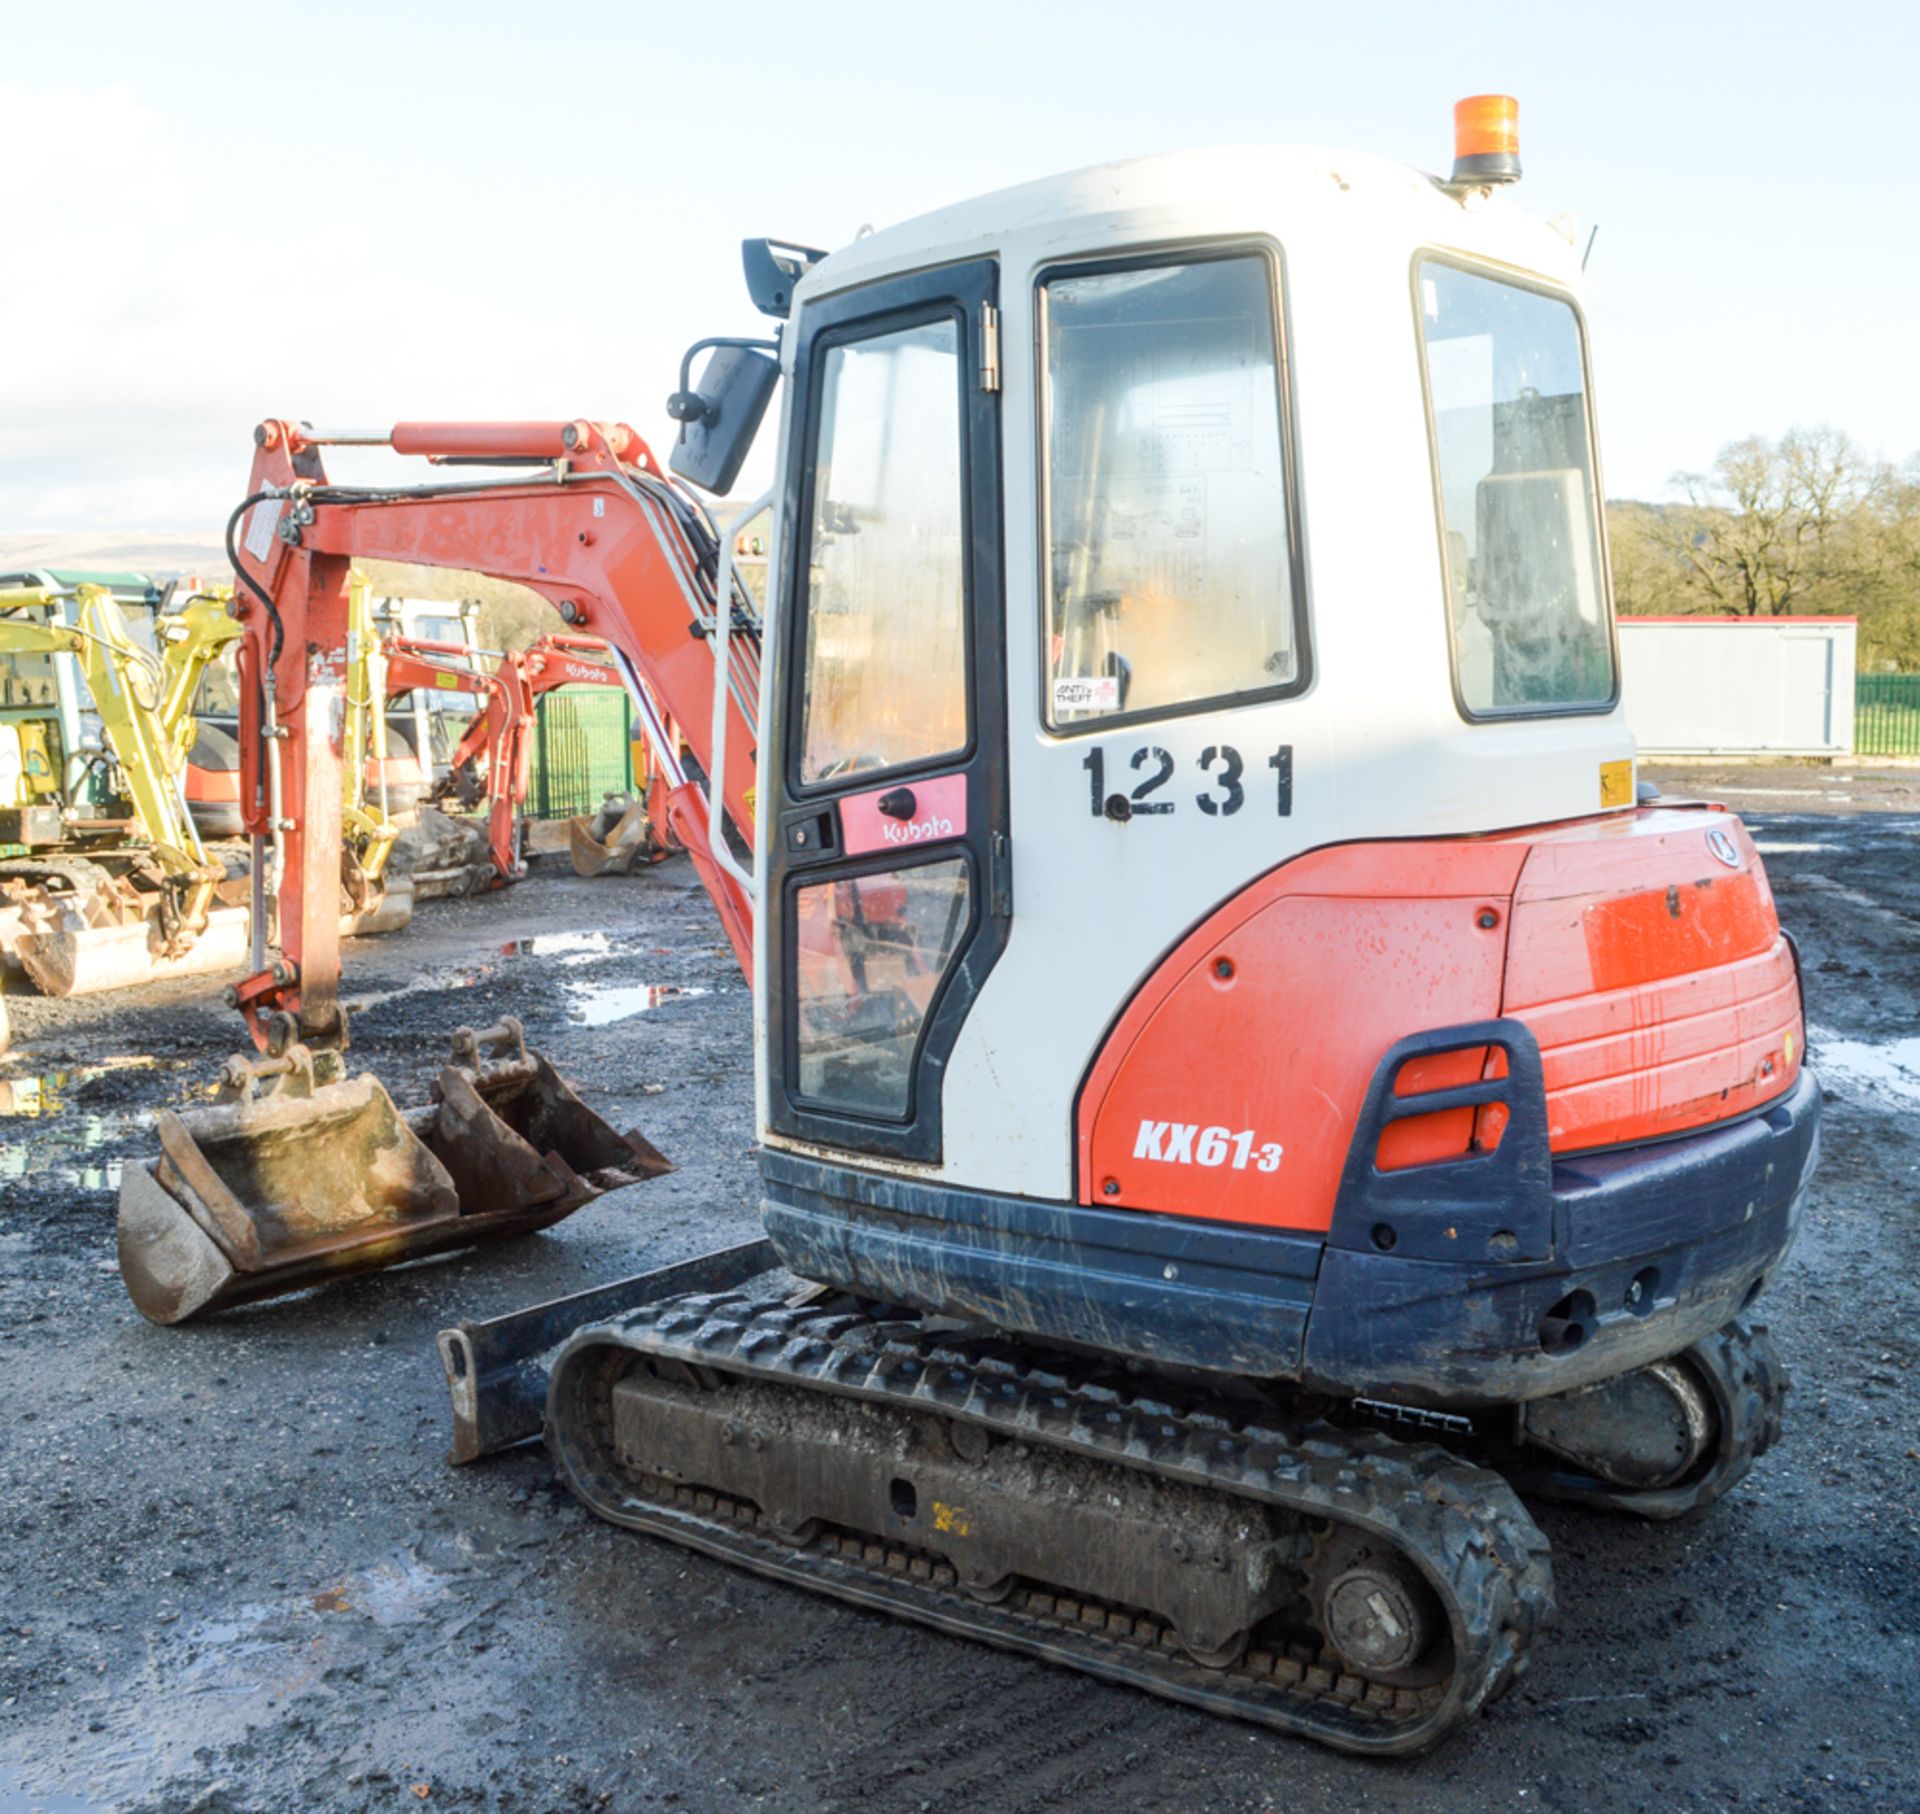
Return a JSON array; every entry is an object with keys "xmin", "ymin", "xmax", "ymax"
[
  {"xmin": 1307, "ymin": 1526, "xmax": 1450, "ymax": 1688},
  {"xmin": 1514, "ymin": 1319, "xmax": 1788, "ymax": 1519}
]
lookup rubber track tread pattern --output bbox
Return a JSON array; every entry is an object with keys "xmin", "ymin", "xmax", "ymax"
[
  {"xmin": 1510, "ymin": 1318, "xmax": 1786, "ymax": 1520},
  {"xmin": 547, "ymin": 1292, "xmax": 1556, "ymax": 1756}
]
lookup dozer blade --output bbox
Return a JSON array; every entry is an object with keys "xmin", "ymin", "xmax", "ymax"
[
  {"xmin": 17, "ymin": 902, "xmax": 252, "ymax": 998},
  {"xmin": 567, "ymin": 797, "xmax": 653, "ymax": 878},
  {"xmin": 118, "ymin": 1019, "xmax": 670, "ymax": 1325},
  {"xmin": 437, "ymin": 1237, "xmax": 778, "ymax": 1463}
]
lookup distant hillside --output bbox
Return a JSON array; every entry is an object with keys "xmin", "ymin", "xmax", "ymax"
[
  {"xmin": 0, "ymin": 531, "xmax": 230, "ymax": 580},
  {"xmin": 0, "ymin": 535, "xmax": 557, "ymax": 651}
]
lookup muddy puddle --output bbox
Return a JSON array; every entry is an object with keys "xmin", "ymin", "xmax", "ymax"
[
  {"xmin": 567, "ymin": 980, "xmax": 715, "ymax": 1026},
  {"xmin": 497, "ymin": 930, "xmax": 612, "ymax": 962},
  {"xmin": 0, "ymin": 1772, "xmax": 102, "ymax": 1814},
  {"xmin": 0, "ymin": 1549, "xmax": 463, "ymax": 1812},
  {"xmin": 1809, "ymin": 1026, "xmax": 1920, "ymax": 1110},
  {"xmin": 345, "ymin": 927, "xmax": 725, "ymax": 1029},
  {"xmin": 0, "ymin": 1057, "xmax": 197, "ymax": 1195}
]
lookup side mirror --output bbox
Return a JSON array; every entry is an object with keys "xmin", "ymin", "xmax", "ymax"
[{"xmin": 666, "ymin": 340, "xmax": 780, "ymax": 496}]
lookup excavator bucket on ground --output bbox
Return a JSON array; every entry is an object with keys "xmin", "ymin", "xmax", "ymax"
[
  {"xmin": 567, "ymin": 794, "xmax": 656, "ymax": 878},
  {"xmin": 0, "ymin": 859, "xmax": 253, "ymax": 997},
  {"xmin": 400, "ymin": 807, "xmax": 503, "ymax": 901},
  {"xmin": 340, "ymin": 871, "xmax": 415, "ymax": 938},
  {"xmin": 117, "ymin": 1018, "xmax": 670, "ymax": 1324}
]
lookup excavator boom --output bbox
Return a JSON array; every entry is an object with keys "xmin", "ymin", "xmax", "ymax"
[
  {"xmin": 117, "ymin": 421, "xmax": 749, "ymax": 1320},
  {"xmin": 224, "ymin": 418, "xmax": 756, "ymax": 1051}
]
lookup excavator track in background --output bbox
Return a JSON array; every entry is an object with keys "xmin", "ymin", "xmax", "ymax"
[{"xmin": 546, "ymin": 1291, "xmax": 1554, "ymax": 1757}]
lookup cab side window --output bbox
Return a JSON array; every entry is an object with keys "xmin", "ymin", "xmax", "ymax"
[{"xmin": 1039, "ymin": 252, "xmax": 1304, "ymax": 730}]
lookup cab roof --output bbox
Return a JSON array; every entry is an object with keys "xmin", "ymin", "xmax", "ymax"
[{"xmin": 800, "ymin": 145, "xmax": 1579, "ymax": 305}]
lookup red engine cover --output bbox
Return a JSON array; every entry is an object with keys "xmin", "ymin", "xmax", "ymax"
[{"xmin": 1077, "ymin": 808, "xmax": 1802, "ymax": 1235}]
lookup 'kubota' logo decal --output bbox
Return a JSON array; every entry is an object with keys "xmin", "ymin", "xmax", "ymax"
[
  {"xmin": 1133, "ymin": 1121, "xmax": 1283, "ymax": 1172},
  {"xmin": 881, "ymin": 813, "xmax": 955, "ymax": 846},
  {"xmin": 1706, "ymin": 827, "xmax": 1741, "ymax": 868}
]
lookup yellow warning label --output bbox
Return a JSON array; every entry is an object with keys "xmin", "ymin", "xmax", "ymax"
[
  {"xmin": 434, "ymin": 672, "xmax": 461, "ymax": 690},
  {"xmin": 742, "ymin": 786, "xmax": 757, "ymax": 825},
  {"xmin": 932, "ymin": 1501, "xmax": 970, "ymax": 1536},
  {"xmin": 1599, "ymin": 759, "xmax": 1634, "ymax": 809}
]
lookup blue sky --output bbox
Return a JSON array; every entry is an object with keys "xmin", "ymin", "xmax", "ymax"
[{"xmin": 4, "ymin": 0, "xmax": 1915, "ymax": 528}]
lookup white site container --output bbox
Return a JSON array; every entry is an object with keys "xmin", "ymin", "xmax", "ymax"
[{"xmin": 1619, "ymin": 616, "xmax": 1857, "ymax": 756}]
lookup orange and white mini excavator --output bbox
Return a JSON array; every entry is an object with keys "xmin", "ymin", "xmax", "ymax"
[{"xmin": 120, "ymin": 99, "xmax": 1816, "ymax": 1753}]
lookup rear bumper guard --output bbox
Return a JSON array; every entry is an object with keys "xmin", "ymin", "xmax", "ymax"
[
  {"xmin": 761, "ymin": 1037, "xmax": 1817, "ymax": 1407},
  {"xmin": 1307, "ymin": 1021, "xmax": 1817, "ymax": 1404}
]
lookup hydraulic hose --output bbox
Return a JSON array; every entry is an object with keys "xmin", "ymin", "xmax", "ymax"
[
  {"xmin": 225, "ymin": 490, "xmax": 286, "ymax": 974},
  {"xmin": 224, "ymin": 491, "xmax": 285, "ymax": 668}
]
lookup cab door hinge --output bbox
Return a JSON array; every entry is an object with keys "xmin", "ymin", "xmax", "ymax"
[
  {"xmin": 978, "ymin": 303, "xmax": 1000, "ymax": 393},
  {"xmin": 989, "ymin": 829, "xmax": 1013, "ymax": 918}
]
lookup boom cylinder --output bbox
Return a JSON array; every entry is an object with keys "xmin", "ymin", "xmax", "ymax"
[{"xmin": 391, "ymin": 422, "xmax": 576, "ymax": 459}]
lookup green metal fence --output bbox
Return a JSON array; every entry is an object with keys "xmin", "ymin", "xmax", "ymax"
[
  {"xmin": 1855, "ymin": 674, "xmax": 1920, "ymax": 757},
  {"xmin": 526, "ymin": 684, "xmax": 634, "ymax": 818}
]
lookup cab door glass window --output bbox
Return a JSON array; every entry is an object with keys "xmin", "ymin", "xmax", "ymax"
[
  {"xmin": 1419, "ymin": 260, "xmax": 1614, "ymax": 715},
  {"xmin": 799, "ymin": 319, "xmax": 968, "ymax": 783},
  {"xmin": 1040, "ymin": 254, "xmax": 1300, "ymax": 729},
  {"xmin": 794, "ymin": 858, "xmax": 972, "ymax": 1118}
]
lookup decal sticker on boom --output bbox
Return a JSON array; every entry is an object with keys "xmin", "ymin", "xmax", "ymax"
[{"xmin": 1132, "ymin": 1120, "xmax": 1283, "ymax": 1171}]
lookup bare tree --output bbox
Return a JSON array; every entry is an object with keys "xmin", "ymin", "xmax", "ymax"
[{"xmin": 1666, "ymin": 426, "xmax": 1876, "ymax": 615}]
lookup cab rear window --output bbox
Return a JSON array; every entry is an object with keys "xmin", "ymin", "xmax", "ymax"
[{"xmin": 1418, "ymin": 259, "xmax": 1615, "ymax": 717}]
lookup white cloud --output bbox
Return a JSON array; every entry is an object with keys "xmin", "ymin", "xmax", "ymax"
[{"xmin": 0, "ymin": 79, "xmax": 710, "ymax": 529}]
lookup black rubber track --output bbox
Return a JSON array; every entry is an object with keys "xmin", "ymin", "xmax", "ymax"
[
  {"xmin": 547, "ymin": 1292, "xmax": 1556, "ymax": 1756},
  {"xmin": 1501, "ymin": 1318, "xmax": 1788, "ymax": 1520}
]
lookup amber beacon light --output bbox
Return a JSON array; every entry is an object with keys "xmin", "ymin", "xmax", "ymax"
[{"xmin": 1451, "ymin": 93, "xmax": 1521, "ymax": 185}]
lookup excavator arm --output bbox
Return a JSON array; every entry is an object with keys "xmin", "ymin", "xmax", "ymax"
[
  {"xmin": 398, "ymin": 627, "xmax": 672, "ymax": 885},
  {"xmin": 227, "ymin": 418, "xmax": 758, "ymax": 1053},
  {"xmin": 116, "ymin": 424, "xmax": 716, "ymax": 1316},
  {"xmin": 385, "ymin": 633, "xmax": 528, "ymax": 887},
  {"xmin": 155, "ymin": 585, "xmax": 243, "ymax": 775}
]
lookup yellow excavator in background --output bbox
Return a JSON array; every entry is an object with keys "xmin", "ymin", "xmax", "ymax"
[
  {"xmin": 161, "ymin": 572, "xmax": 415, "ymax": 938},
  {"xmin": 0, "ymin": 583, "xmax": 251, "ymax": 999},
  {"xmin": 0, "ymin": 576, "xmax": 415, "ymax": 1045},
  {"xmin": 154, "ymin": 581, "xmax": 243, "ymax": 780},
  {"xmin": 339, "ymin": 575, "xmax": 411, "ymax": 930}
]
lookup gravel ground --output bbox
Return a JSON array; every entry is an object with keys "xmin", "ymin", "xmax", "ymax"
[{"xmin": 1, "ymin": 772, "xmax": 1917, "ymax": 1813}]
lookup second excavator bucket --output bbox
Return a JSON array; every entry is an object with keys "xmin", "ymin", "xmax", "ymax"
[
  {"xmin": 567, "ymin": 794, "xmax": 656, "ymax": 878},
  {"xmin": 118, "ymin": 1021, "xmax": 670, "ymax": 1325},
  {"xmin": 1, "ymin": 861, "xmax": 252, "ymax": 997},
  {"xmin": 422, "ymin": 1017, "xmax": 672, "ymax": 1209}
]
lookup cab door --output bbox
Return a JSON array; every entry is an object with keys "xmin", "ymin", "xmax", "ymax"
[{"xmin": 765, "ymin": 258, "xmax": 1008, "ymax": 1164}]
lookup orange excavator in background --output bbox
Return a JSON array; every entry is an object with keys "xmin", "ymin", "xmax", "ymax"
[
  {"xmin": 407, "ymin": 629, "xmax": 676, "ymax": 887},
  {"xmin": 118, "ymin": 102, "xmax": 1818, "ymax": 1753}
]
